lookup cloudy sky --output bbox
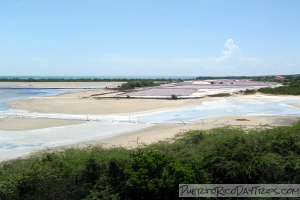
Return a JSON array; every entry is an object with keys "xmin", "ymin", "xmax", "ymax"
[{"xmin": 1, "ymin": 0, "xmax": 299, "ymax": 77}]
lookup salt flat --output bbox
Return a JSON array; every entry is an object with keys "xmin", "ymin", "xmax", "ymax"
[
  {"xmin": 0, "ymin": 122, "xmax": 152, "ymax": 161},
  {"xmin": 0, "ymin": 80, "xmax": 299, "ymax": 161}
]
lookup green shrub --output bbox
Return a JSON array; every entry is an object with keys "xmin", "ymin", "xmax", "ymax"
[
  {"xmin": 243, "ymin": 89, "xmax": 256, "ymax": 95},
  {"xmin": 1, "ymin": 122, "xmax": 300, "ymax": 199},
  {"xmin": 171, "ymin": 94, "xmax": 178, "ymax": 100}
]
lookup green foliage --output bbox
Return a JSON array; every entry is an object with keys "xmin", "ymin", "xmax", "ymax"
[
  {"xmin": 117, "ymin": 80, "xmax": 160, "ymax": 90},
  {"xmin": 242, "ymin": 89, "xmax": 256, "ymax": 95},
  {"xmin": 123, "ymin": 151, "xmax": 208, "ymax": 200},
  {"xmin": 1, "ymin": 122, "xmax": 300, "ymax": 199},
  {"xmin": 207, "ymin": 93, "xmax": 231, "ymax": 97},
  {"xmin": 258, "ymin": 80, "xmax": 300, "ymax": 95},
  {"xmin": 171, "ymin": 94, "xmax": 179, "ymax": 100}
]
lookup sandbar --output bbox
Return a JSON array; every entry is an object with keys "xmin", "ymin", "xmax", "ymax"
[
  {"xmin": 0, "ymin": 81, "xmax": 123, "ymax": 88},
  {"xmin": 7, "ymin": 92, "xmax": 300, "ymax": 116},
  {"xmin": 288, "ymin": 103, "xmax": 300, "ymax": 108},
  {"xmin": 1, "ymin": 89, "xmax": 300, "ymax": 161},
  {"xmin": 5, "ymin": 81, "xmax": 208, "ymax": 114},
  {"xmin": 7, "ymin": 97, "xmax": 204, "ymax": 115},
  {"xmin": 0, "ymin": 118, "xmax": 84, "ymax": 131}
]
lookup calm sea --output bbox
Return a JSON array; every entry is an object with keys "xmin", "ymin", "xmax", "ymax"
[
  {"xmin": 0, "ymin": 76, "xmax": 197, "ymax": 80},
  {"xmin": 0, "ymin": 85, "xmax": 65, "ymax": 110},
  {"xmin": 0, "ymin": 76, "xmax": 196, "ymax": 110}
]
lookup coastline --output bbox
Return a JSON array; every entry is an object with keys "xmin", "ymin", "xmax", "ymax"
[
  {"xmin": 3, "ymin": 82, "xmax": 300, "ymax": 128},
  {"xmin": 6, "ymin": 97, "xmax": 204, "ymax": 115},
  {"xmin": 0, "ymin": 81, "xmax": 123, "ymax": 88},
  {"xmin": 1, "ymin": 82, "xmax": 300, "ymax": 161},
  {"xmin": 4, "ymin": 82, "xmax": 205, "ymax": 115}
]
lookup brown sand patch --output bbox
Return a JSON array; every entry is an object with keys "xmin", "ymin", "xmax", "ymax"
[{"xmin": 0, "ymin": 118, "xmax": 84, "ymax": 131}]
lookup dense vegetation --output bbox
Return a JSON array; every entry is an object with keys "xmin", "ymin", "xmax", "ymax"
[
  {"xmin": 241, "ymin": 89, "xmax": 256, "ymax": 95},
  {"xmin": 258, "ymin": 79, "xmax": 300, "ymax": 95},
  {"xmin": 1, "ymin": 122, "xmax": 300, "ymax": 199},
  {"xmin": 116, "ymin": 80, "xmax": 161, "ymax": 90},
  {"xmin": 1, "ymin": 74, "xmax": 299, "ymax": 83}
]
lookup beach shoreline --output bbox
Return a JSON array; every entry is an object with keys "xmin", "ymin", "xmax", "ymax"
[
  {"xmin": 95, "ymin": 115, "xmax": 300, "ymax": 148},
  {"xmin": 0, "ymin": 81, "xmax": 124, "ymax": 88},
  {"xmin": 1, "ymin": 82, "xmax": 300, "ymax": 161}
]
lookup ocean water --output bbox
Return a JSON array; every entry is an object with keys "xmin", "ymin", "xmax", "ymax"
[
  {"xmin": 0, "ymin": 75, "xmax": 196, "ymax": 110},
  {"xmin": 0, "ymin": 85, "xmax": 65, "ymax": 110},
  {"xmin": 0, "ymin": 75, "xmax": 197, "ymax": 80},
  {"xmin": 0, "ymin": 82, "xmax": 300, "ymax": 161},
  {"xmin": 0, "ymin": 84, "xmax": 114, "ymax": 110}
]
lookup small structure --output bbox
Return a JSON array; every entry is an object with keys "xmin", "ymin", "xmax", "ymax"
[{"xmin": 275, "ymin": 76, "xmax": 286, "ymax": 80}]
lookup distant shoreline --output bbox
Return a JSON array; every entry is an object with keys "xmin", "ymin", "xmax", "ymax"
[
  {"xmin": 1, "ymin": 81, "xmax": 300, "ymax": 161},
  {"xmin": 0, "ymin": 76, "xmax": 197, "ymax": 82}
]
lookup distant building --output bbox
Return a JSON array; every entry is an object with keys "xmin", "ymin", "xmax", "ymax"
[{"xmin": 275, "ymin": 76, "xmax": 286, "ymax": 80}]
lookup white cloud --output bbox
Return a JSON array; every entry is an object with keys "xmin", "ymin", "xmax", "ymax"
[{"xmin": 221, "ymin": 39, "xmax": 241, "ymax": 60}]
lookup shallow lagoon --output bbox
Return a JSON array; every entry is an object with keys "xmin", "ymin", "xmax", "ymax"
[
  {"xmin": 0, "ymin": 84, "xmax": 110, "ymax": 110},
  {"xmin": 0, "ymin": 84, "xmax": 300, "ymax": 161},
  {"xmin": 0, "ymin": 122, "xmax": 152, "ymax": 161},
  {"xmin": 2, "ymin": 98, "xmax": 300, "ymax": 123},
  {"xmin": 0, "ymin": 85, "xmax": 64, "ymax": 110},
  {"xmin": 1, "ymin": 97, "xmax": 300, "ymax": 161}
]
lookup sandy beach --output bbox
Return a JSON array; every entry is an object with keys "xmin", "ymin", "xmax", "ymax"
[
  {"xmin": 6, "ymin": 92, "xmax": 300, "ymax": 116},
  {"xmin": 5, "ymin": 82, "xmax": 206, "ymax": 114},
  {"xmin": 0, "ymin": 81, "xmax": 123, "ymax": 88},
  {"xmin": 0, "ymin": 118, "xmax": 84, "ymax": 131},
  {"xmin": 288, "ymin": 103, "xmax": 300, "ymax": 108},
  {"xmin": 1, "ymin": 82, "xmax": 300, "ymax": 160},
  {"xmin": 7, "ymin": 97, "xmax": 203, "ymax": 115},
  {"xmin": 97, "ymin": 115, "xmax": 300, "ymax": 148}
]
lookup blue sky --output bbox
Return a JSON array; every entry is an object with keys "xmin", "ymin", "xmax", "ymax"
[{"xmin": 1, "ymin": 0, "xmax": 299, "ymax": 76}]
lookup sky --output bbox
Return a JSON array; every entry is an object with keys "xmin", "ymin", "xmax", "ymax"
[{"xmin": 1, "ymin": 0, "xmax": 300, "ymax": 77}]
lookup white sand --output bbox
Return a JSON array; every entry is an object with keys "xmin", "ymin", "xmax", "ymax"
[
  {"xmin": 231, "ymin": 93, "xmax": 300, "ymax": 102},
  {"xmin": 0, "ymin": 81, "xmax": 123, "ymax": 88},
  {"xmin": 1, "ymin": 114, "xmax": 298, "ymax": 162},
  {"xmin": 0, "ymin": 121, "xmax": 152, "ymax": 161},
  {"xmin": 288, "ymin": 103, "xmax": 300, "ymax": 108}
]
